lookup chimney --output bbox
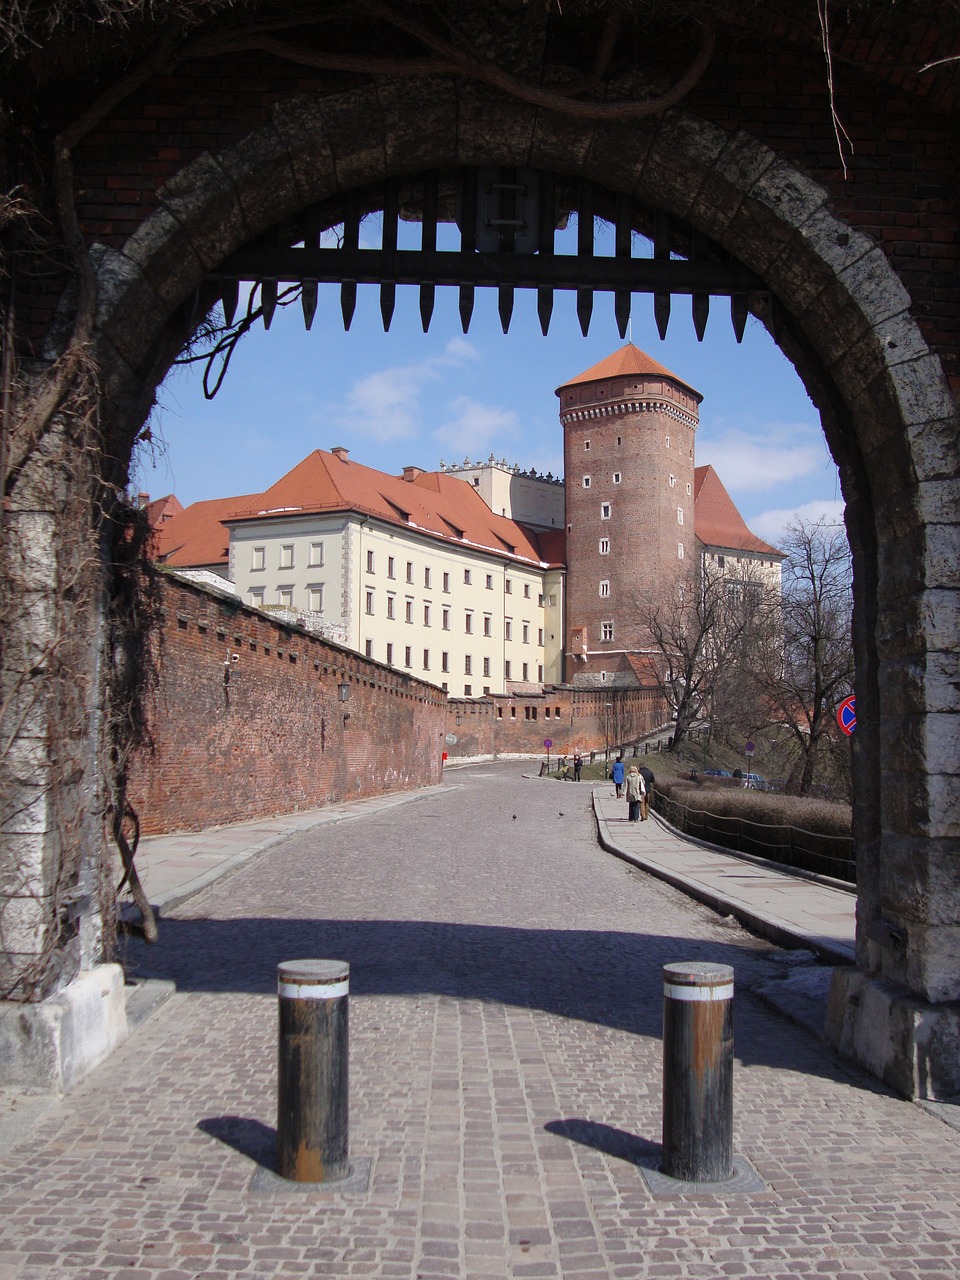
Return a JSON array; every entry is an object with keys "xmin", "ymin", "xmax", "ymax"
[
  {"xmin": 137, "ymin": 492, "xmax": 150, "ymax": 508},
  {"xmin": 401, "ymin": 466, "xmax": 423, "ymax": 483},
  {"xmin": 331, "ymin": 446, "xmax": 349, "ymax": 461}
]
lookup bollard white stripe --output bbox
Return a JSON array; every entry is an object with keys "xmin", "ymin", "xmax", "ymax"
[
  {"xmin": 664, "ymin": 982, "xmax": 734, "ymax": 1002},
  {"xmin": 278, "ymin": 979, "xmax": 349, "ymax": 1001}
]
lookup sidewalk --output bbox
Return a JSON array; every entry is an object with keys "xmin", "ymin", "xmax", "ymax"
[{"xmin": 591, "ymin": 787, "xmax": 857, "ymax": 965}]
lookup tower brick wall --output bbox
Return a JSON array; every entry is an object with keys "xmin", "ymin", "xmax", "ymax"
[{"xmin": 558, "ymin": 348, "xmax": 700, "ymax": 683}]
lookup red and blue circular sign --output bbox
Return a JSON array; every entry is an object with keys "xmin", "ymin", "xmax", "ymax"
[{"xmin": 837, "ymin": 695, "xmax": 856, "ymax": 735}]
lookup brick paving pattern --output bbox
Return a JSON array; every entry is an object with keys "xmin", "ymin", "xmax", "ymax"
[{"xmin": 2, "ymin": 762, "xmax": 959, "ymax": 1279}]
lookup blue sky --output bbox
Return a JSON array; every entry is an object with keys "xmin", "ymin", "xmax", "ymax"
[{"xmin": 142, "ymin": 234, "xmax": 844, "ymax": 548}]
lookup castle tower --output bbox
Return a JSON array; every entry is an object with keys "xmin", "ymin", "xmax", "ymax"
[{"xmin": 556, "ymin": 344, "xmax": 702, "ymax": 684}]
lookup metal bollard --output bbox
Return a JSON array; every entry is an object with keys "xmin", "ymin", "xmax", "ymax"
[
  {"xmin": 661, "ymin": 961, "xmax": 734, "ymax": 1182},
  {"xmin": 277, "ymin": 959, "xmax": 349, "ymax": 1183}
]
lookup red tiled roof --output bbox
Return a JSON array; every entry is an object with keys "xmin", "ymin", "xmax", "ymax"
[
  {"xmin": 225, "ymin": 450, "xmax": 554, "ymax": 567},
  {"xmin": 625, "ymin": 653, "xmax": 663, "ymax": 686},
  {"xmin": 557, "ymin": 343, "xmax": 701, "ymax": 401},
  {"xmin": 694, "ymin": 465, "xmax": 782, "ymax": 557},
  {"xmin": 153, "ymin": 493, "xmax": 261, "ymax": 567},
  {"xmin": 142, "ymin": 493, "xmax": 182, "ymax": 529}
]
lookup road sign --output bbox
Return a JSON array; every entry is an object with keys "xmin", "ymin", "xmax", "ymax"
[
  {"xmin": 745, "ymin": 740, "xmax": 755, "ymax": 756},
  {"xmin": 837, "ymin": 695, "xmax": 856, "ymax": 735},
  {"xmin": 445, "ymin": 732, "xmax": 458, "ymax": 745},
  {"xmin": 543, "ymin": 739, "xmax": 553, "ymax": 749}
]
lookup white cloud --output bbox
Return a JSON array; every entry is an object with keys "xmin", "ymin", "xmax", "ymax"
[
  {"xmin": 329, "ymin": 339, "xmax": 480, "ymax": 443},
  {"xmin": 696, "ymin": 423, "xmax": 828, "ymax": 493},
  {"xmin": 433, "ymin": 396, "xmax": 519, "ymax": 457},
  {"xmin": 749, "ymin": 499, "xmax": 846, "ymax": 546}
]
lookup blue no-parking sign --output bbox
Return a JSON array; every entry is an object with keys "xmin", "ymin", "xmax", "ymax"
[{"xmin": 837, "ymin": 695, "xmax": 856, "ymax": 735}]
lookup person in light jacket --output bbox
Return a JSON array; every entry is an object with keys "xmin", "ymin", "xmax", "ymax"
[{"xmin": 625, "ymin": 766, "xmax": 645, "ymax": 822}]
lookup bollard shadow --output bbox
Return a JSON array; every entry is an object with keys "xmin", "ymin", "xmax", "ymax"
[
  {"xmin": 198, "ymin": 1115, "xmax": 276, "ymax": 1170},
  {"xmin": 545, "ymin": 1118, "xmax": 660, "ymax": 1167},
  {"xmin": 121, "ymin": 915, "xmax": 866, "ymax": 1087}
]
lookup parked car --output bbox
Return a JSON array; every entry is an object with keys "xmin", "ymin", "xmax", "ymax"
[
  {"xmin": 741, "ymin": 772, "xmax": 766, "ymax": 788},
  {"xmin": 701, "ymin": 769, "xmax": 732, "ymax": 778}
]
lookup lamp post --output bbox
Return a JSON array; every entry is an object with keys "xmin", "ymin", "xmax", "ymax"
[{"xmin": 338, "ymin": 680, "xmax": 350, "ymax": 724}]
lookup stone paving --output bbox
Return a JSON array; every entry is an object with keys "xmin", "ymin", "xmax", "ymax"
[{"xmin": 2, "ymin": 762, "xmax": 960, "ymax": 1279}]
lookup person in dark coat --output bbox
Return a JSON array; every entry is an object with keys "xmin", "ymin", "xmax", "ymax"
[{"xmin": 638, "ymin": 763, "xmax": 655, "ymax": 820}]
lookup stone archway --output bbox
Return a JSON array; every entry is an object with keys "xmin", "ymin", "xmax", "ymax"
[{"xmin": 5, "ymin": 71, "xmax": 959, "ymax": 1097}]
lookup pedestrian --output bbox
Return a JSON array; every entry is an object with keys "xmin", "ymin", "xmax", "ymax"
[
  {"xmin": 625, "ymin": 765, "xmax": 645, "ymax": 822},
  {"xmin": 638, "ymin": 763, "xmax": 655, "ymax": 820},
  {"xmin": 573, "ymin": 753, "xmax": 582, "ymax": 782},
  {"xmin": 611, "ymin": 756, "xmax": 625, "ymax": 798}
]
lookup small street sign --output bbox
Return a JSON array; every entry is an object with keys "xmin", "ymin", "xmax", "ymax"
[
  {"xmin": 543, "ymin": 739, "xmax": 553, "ymax": 749},
  {"xmin": 445, "ymin": 732, "xmax": 458, "ymax": 745},
  {"xmin": 837, "ymin": 695, "xmax": 857, "ymax": 736},
  {"xmin": 745, "ymin": 740, "xmax": 755, "ymax": 756}
]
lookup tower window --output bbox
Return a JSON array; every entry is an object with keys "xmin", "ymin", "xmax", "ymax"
[
  {"xmin": 678, "ymin": 543, "xmax": 685, "ymax": 560},
  {"xmin": 601, "ymin": 621, "xmax": 614, "ymax": 641},
  {"xmin": 599, "ymin": 538, "xmax": 610, "ymax": 555},
  {"xmin": 600, "ymin": 502, "xmax": 611, "ymax": 520},
  {"xmin": 612, "ymin": 472, "xmax": 621, "ymax": 484},
  {"xmin": 599, "ymin": 580, "xmax": 610, "ymax": 597},
  {"xmin": 584, "ymin": 440, "xmax": 591, "ymax": 451},
  {"xmin": 582, "ymin": 475, "xmax": 591, "ymax": 488},
  {"xmin": 678, "ymin": 508, "xmax": 684, "ymax": 525}
]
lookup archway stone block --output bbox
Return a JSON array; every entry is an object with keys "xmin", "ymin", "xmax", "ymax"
[
  {"xmin": 635, "ymin": 113, "xmax": 732, "ymax": 222},
  {"xmin": 529, "ymin": 108, "xmax": 595, "ymax": 177},
  {"xmin": 453, "ymin": 83, "xmax": 538, "ymax": 167},
  {"xmin": 308, "ymin": 89, "xmax": 389, "ymax": 195},
  {"xmin": 838, "ymin": 248, "xmax": 913, "ymax": 331},
  {"xmin": 378, "ymin": 78, "xmax": 459, "ymax": 173},
  {"xmin": 214, "ymin": 122, "xmax": 304, "ymax": 241},
  {"xmin": 583, "ymin": 118, "xmax": 658, "ymax": 206},
  {"xmin": 120, "ymin": 206, "xmax": 206, "ymax": 310},
  {"xmin": 269, "ymin": 95, "xmax": 337, "ymax": 208},
  {"xmin": 91, "ymin": 247, "xmax": 168, "ymax": 374},
  {"xmin": 879, "ymin": 837, "xmax": 960, "ymax": 927},
  {"xmin": 157, "ymin": 152, "xmax": 248, "ymax": 271}
]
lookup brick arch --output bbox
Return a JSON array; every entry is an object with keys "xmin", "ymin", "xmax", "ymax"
[{"xmin": 88, "ymin": 79, "xmax": 957, "ymax": 1098}]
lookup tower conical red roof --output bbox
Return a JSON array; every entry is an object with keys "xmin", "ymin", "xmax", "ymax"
[{"xmin": 556, "ymin": 343, "xmax": 701, "ymax": 401}]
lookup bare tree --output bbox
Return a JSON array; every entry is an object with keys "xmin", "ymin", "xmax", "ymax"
[
  {"xmin": 755, "ymin": 518, "xmax": 854, "ymax": 795},
  {"xmin": 637, "ymin": 556, "xmax": 774, "ymax": 752}
]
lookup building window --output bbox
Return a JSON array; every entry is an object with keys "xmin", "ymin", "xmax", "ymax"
[
  {"xmin": 599, "ymin": 538, "xmax": 610, "ymax": 555},
  {"xmin": 405, "ymin": 599, "xmax": 413, "ymax": 623},
  {"xmin": 365, "ymin": 639, "xmax": 373, "ymax": 658},
  {"xmin": 486, "ymin": 573, "xmax": 493, "ymax": 589},
  {"xmin": 404, "ymin": 646, "xmax": 412, "ymax": 668},
  {"xmin": 717, "ymin": 554, "xmax": 725, "ymax": 568},
  {"xmin": 386, "ymin": 594, "xmax": 396, "ymax": 620},
  {"xmin": 582, "ymin": 475, "xmax": 591, "ymax": 488},
  {"xmin": 465, "ymin": 611, "xmax": 473, "ymax": 634},
  {"xmin": 613, "ymin": 472, "xmax": 622, "ymax": 484},
  {"xmin": 252, "ymin": 546, "xmax": 266, "ymax": 571},
  {"xmin": 601, "ymin": 621, "xmax": 614, "ymax": 641},
  {"xmin": 442, "ymin": 572, "xmax": 450, "ymax": 592},
  {"xmin": 584, "ymin": 440, "xmax": 591, "ymax": 451},
  {"xmin": 522, "ymin": 663, "xmax": 529, "ymax": 681},
  {"xmin": 441, "ymin": 651, "xmax": 449, "ymax": 673},
  {"xmin": 249, "ymin": 587, "xmax": 265, "ymax": 606},
  {"xmin": 464, "ymin": 569, "xmax": 472, "ymax": 585},
  {"xmin": 424, "ymin": 567, "xmax": 431, "ymax": 588},
  {"xmin": 545, "ymin": 706, "xmax": 551, "ymax": 719},
  {"xmin": 442, "ymin": 606, "xmax": 450, "ymax": 630},
  {"xmin": 600, "ymin": 502, "xmax": 611, "ymax": 519},
  {"xmin": 504, "ymin": 660, "xmax": 512, "ymax": 680},
  {"xmin": 387, "ymin": 555, "xmax": 395, "ymax": 578},
  {"xmin": 522, "ymin": 623, "xmax": 529, "ymax": 643},
  {"xmin": 678, "ymin": 507, "xmax": 684, "ymax": 525},
  {"xmin": 523, "ymin": 584, "xmax": 531, "ymax": 599},
  {"xmin": 483, "ymin": 614, "xmax": 492, "ymax": 637},
  {"xmin": 599, "ymin": 580, "xmax": 610, "ymax": 597},
  {"xmin": 278, "ymin": 587, "xmax": 293, "ymax": 607},
  {"xmin": 386, "ymin": 642, "xmax": 394, "ymax": 664},
  {"xmin": 308, "ymin": 585, "xmax": 324, "ymax": 612},
  {"xmin": 464, "ymin": 655, "xmax": 472, "ymax": 675},
  {"xmin": 665, "ymin": 435, "xmax": 670, "ymax": 448},
  {"xmin": 669, "ymin": 474, "xmax": 676, "ymax": 487},
  {"xmin": 366, "ymin": 549, "xmax": 375, "ymax": 573},
  {"xmin": 538, "ymin": 664, "xmax": 544, "ymax": 681},
  {"xmin": 365, "ymin": 589, "xmax": 375, "ymax": 615},
  {"xmin": 686, "ymin": 482, "xmax": 692, "ymax": 495},
  {"xmin": 424, "ymin": 604, "xmax": 431, "ymax": 626},
  {"xmin": 309, "ymin": 542, "xmax": 324, "ymax": 567},
  {"xmin": 505, "ymin": 578, "xmax": 512, "ymax": 594},
  {"xmin": 406, "ymin": 561, "xmax": 414, "ymax": 584},
  {"xmin": 280, "ymin": 544, "xmax": 294, "ymax": 569},
  {"xmin": 505, "ymin": 618, "xmax": 513, "ymax": 641},
  {"xmin": 538, "ymin": 627, "xmax": 544, "ymax": 645},
  {"xmin": 464, "ymin": 684, "xmax": 472, "ymax": 696},
  {"xmin": 423, "ymin": 649, "xmax": 430, "ymax": 670},
  {"xmin": 678, "ymin": 542, "xmax": 685, "ymax": 560},
  {"xmin": 483, "ymin": 656, "xmax": 491, "ymax": 677}
]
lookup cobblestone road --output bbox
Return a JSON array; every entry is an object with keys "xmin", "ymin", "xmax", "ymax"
[{"xmin": 2, "ymin": 763, "xmax": 959, "ymax": 1279}]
